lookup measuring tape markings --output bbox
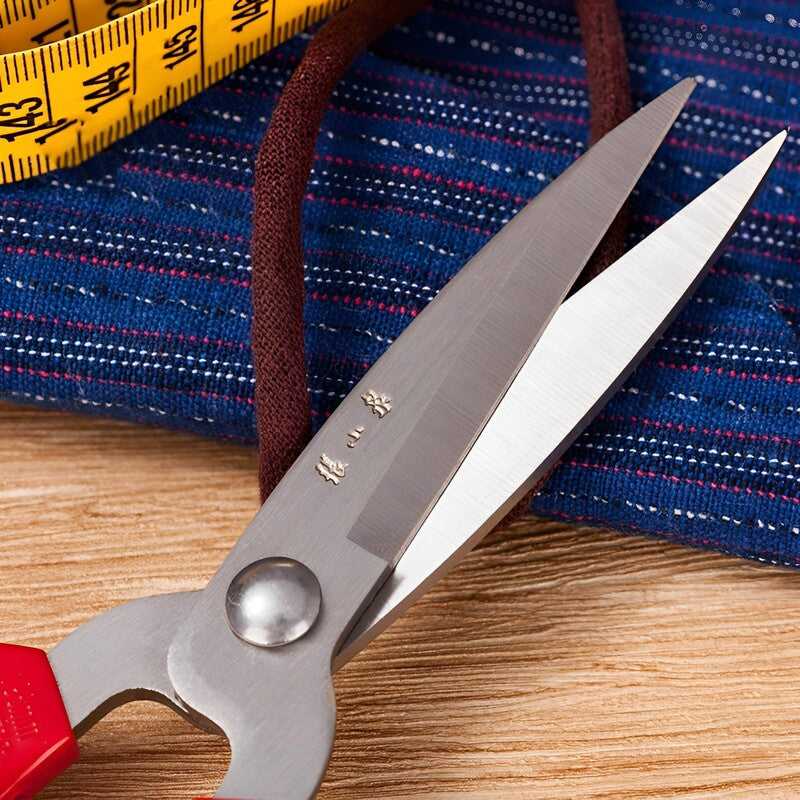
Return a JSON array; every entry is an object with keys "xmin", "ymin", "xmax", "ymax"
[{"xmin": 0, "ymin": 0, "xmax": 346, "ymax": 183}]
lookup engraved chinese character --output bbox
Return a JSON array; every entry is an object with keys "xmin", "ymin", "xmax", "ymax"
[
  {"xmin": 347, "ymin": 426, "xmax": 365, "ymax": 448},
  {"xmin": 316, "ymin": 454, "xmax": 347, "ymax": 485},
  {"xmin": 362, "ymin": 390, "xmax": 392, "ymax": 418}
]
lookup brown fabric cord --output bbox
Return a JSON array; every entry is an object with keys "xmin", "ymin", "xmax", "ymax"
[
  {"xmin": 251, "ymin": 0, "xmax": 426, "ymax": 501},
  {"xmin": 251, "ymin": 0, "xmax": 633, "ymax": 504},
  {"xmin": 573, "ymin": 0, "xmax": 634, "ymax": 288}
]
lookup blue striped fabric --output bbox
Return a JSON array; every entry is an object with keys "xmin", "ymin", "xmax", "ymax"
[{"xmin": 1, "ymin": 1, "xmax": 798, "ymax": 565}]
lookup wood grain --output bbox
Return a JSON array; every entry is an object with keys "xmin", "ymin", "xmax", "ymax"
[{"xmin": 2, "ymin": 401, "xmax": 800, "ymax": 799}]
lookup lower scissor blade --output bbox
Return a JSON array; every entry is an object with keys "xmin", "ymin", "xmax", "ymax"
[{"xmin": 337, "ymin": 130, "xmax": 787, "ymax": 668}]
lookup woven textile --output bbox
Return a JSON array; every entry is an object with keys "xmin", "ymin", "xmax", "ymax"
[{"xmin": 1, "ymin": 1, "xmax": 798, "ymax": 565}]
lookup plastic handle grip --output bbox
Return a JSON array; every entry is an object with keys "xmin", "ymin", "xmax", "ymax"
[{"xmin": 0, "ymin": 644, "xmax": 79, "ymax": 800}]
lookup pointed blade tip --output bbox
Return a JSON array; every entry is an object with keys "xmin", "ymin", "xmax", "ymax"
[
  {"xmin": 752, "ymin": 128, "xmax": 787, "ymax": 166},
  {"xmin": 629, "ymin": 78, "xmax": 694, "ymax": 142},
  {"xmin": 665, "ymin": 76, "xmax": 696, "ymax": 105}
]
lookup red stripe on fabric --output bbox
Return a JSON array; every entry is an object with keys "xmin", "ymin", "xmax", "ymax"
[
  {"xmin": 1, "ymin": 310, "xmax": 249, "ymax": 350},
  {"xmin": 0, "ymin": 197, "xmax": 249, "ymax": 243},
  {"xmin": 650, "ymin": 360, "xmax": 797, "ymax": 383},
  {"xmin": 309, "ymin": 291, "xmax": 417, "ymax": 318},
  {"xmin": 565, "ymin": 459, "xmax": 800, "ymax": 505},
  {"xmin": 2, "ymin": 365, "xmax": 254, "ymax": 403},
  {"xmin": 331, "ymin": 106, "xmax": 583, "ymax": 158},
  {"xmin": 5, "ymin": 244, "xmax": 250, "ymax": 287},
  {"xmin": 122, "ymin": 163, "xmax": 251, "ymax": 192},
  {"xmin": 596, "ymin": 412, "xmax": 800, "ymax": 448}
]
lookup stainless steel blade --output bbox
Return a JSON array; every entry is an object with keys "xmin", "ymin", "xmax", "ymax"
[
  {"xmin": 163, "ymin": 81, "xmax": 695, "ymax": 800},
  {"xmin": 346, "ymin": 76, "xmax": 696, "ymax": 565},
  {"xmin": 337, "ymin": 130, "xmax": 787, "ymax": 669}
]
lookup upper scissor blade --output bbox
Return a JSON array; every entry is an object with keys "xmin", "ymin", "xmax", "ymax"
[
  {"xmin": 338, "ymin": 129, "xmax": 787, "ymax": 668},
  {"xmin": 345, "ymin": 77, "xmax": 696, "ymax": 565}
]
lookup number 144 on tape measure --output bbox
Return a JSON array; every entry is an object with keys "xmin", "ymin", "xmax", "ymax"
[{"xmin": 0, "ymin": 0, "xmax": 346, "ymax": 183}]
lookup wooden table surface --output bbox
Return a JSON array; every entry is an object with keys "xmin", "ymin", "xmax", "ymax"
[{"xmin": 3, "ymin": 400, "xmax": 800, "ymax": 799}]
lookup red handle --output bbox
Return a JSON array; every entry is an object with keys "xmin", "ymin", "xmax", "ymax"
[{"xmin": 0, "ymin": 644, "xmax": 79, "ymax": 800}]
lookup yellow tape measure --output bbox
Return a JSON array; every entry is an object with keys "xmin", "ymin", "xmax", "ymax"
[{"xmin": 0, "ymin": 0, "xmax": 345, "ymax": 183}]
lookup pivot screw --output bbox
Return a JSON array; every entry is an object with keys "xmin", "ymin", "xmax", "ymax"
[{"xmin": 226, "ymin": 557, "xmax": 322, "ymax": 647}]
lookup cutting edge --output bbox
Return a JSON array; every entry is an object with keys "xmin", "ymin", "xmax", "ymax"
[{"xmin": 337, "ymin": 128, "xmax": 788, "ymax": 669}]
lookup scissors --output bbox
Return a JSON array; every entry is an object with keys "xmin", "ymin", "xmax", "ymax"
[{"xmin": 0, "ymin": 77, "xmax": 786, "ymax": 800}]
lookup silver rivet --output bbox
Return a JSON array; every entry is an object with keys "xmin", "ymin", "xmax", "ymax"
[{"xmin": 226, "ymin": 558, "xmax": 322, "ymax": 647}]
